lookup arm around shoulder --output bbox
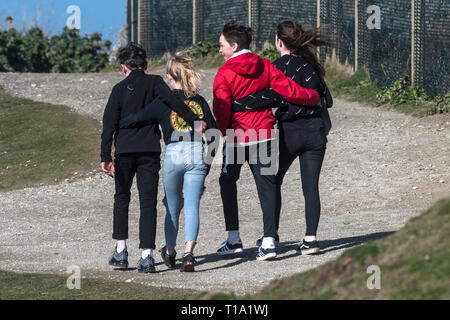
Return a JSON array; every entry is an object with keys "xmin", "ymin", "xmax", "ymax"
[
  {"xmin": 268, "ymin": 63, "xmax": 320, "ymax": 107},
  {"xmin": 212, "ymin": 71, "xmax": 233, "ymax": 136},
  {"xmin": 153, "ymin": 75, "xmax": 198, "ymax": 125}
]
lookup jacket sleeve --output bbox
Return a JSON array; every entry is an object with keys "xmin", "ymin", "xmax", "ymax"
[
  {"xmin": 232, "ymin": 86, "xmax": 283, "ymax": 113},
  {"xmin": 199, "ymin": 97, "xmax": 218, "ymax": 175},
  {"xmin": 212, "ymin": 71, "xmax": 233, "ymax": 136},
  {"xmin": 100, "ymin": 86, "xmax": 121, "ymax": 163},
  {"xmin": 268, "ymin": 63, "xmax": 320, "ymax": 106},
  {"xmin": 119, "ymin": 99, "xmax": 161, "ymax": 129},
  {"xmin": 154, "ymin": 76, "xmax": 198, "ymax": 126},
  {"xmin": 200, "ymin": 97, "xmax": 218, "ymax": 131}
]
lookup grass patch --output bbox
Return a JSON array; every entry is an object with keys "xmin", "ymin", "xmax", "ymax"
[
  {"xmin": 323, "ymin": 57, "xmax": 449, "ymax": 117},
  {"xmin": 0, "ymin": 270, "xmax": 197, "ymax": 300},
  {"xmin": 100, "ymin": 63, "xmax": 122, "ymax": 73},
  {"xmin": 0, "ymin": 86, "xmax": 100, "ymax": 192},
  {"xmin": 206, "ymin": 196, "xmax": 450, "ymax": 300}
]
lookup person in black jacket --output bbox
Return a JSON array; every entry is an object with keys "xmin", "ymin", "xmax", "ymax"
[
  {"xmin": 101, "ymin": 43, "xmax": 204, "ymax": 273},
  {"xmin": 232, "ymin": 21, "xmax": 332, "ymax": 255},
  {"xmin": 120, "ymin": 54, "xmax": 217, "ymax": 272}
]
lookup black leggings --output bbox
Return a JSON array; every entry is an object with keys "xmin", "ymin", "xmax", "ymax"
[{"xmin": 275, "ymin": 119, "xmax": 326, "ymax": 236}]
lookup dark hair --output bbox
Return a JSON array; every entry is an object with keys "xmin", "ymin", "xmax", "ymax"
[
  {"xmin": 116, "ymin": 42, "xmax": 147, "ymax": 69},
  {"xmin": 222, "ymin": 21, "xmax": 253, "ymax": 50},
  {"xmin": 277, "ymin": 20, "xmax": 329, "ymax": 76}
]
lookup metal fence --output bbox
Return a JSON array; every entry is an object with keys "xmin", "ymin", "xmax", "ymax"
[{"xmin": 127, "ymin": 0, "xmax": 449, "ymax": 96}]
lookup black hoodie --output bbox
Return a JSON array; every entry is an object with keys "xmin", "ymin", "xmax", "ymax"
[{"xmin": 100, "ymin": 69, "xmax": 199, "ymax": 162}]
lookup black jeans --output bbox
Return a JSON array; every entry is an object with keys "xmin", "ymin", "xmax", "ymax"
[
  {"xmin": 112, "ymin": 152, "xmax": 161, "ymax": 249},
  {"xmin": 275, "ymin": 117, "xmax": 327, "ymax": 236},
  {"xmin": 219, "ymin": 140, "xmax": 278, "ymax": 238}
]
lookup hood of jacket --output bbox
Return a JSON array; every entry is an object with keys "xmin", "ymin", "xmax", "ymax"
[{"xmin": 222, "ymin": 53, "xmax": 265, "ymax": 77}]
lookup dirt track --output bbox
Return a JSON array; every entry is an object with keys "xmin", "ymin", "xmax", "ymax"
[{"xmin": 0, "ymin": 70, "xmax": 449, "ymax": 295}]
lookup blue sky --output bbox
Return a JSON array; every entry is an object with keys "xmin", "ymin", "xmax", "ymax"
[{"xmin": 0, "ymin": 0, "xmax": 126, "ymax": 44}]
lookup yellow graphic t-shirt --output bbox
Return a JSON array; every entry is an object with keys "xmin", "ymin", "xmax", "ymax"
[{"xmin": 170, "ymin": 100, "xmax": 204, "ymax": 131}]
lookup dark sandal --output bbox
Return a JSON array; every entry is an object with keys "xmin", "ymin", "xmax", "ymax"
[
  {"xmin": 180, "ymin": 252, "xmax": 196, "ymax": 272},
  {"xmin": 160, "ymin": 246, "xmax": 177, "ymax": 268}
]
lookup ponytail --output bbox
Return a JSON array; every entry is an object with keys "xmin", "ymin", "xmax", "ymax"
[
  {"xmin": 277, "ymin": 20, "xmax": 330, "ymax": 76},
  {"xmin": 166, "ymin": 54, "xmax": 200, "ymax": 98}
]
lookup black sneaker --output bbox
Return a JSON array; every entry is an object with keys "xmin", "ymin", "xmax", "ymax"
[
  {"xmin": 256, "ymin": 235, "xmax": 280, "ymax": 247},
  {"xmin": 108, "ymin": 247, "xmax": 128, "ymax": 268},
  {"xmin": 137, "ymin": 255, "xmax": 156, "ymax": 273},
  {"xmin": 180, "ymin": 252, "xmax": 196, "ymax": 272},
  {"xmin": 217, "ymin": 241, "xmax": 243, "ymax": 256},
  {"xmin": 297, "ymin": 240, "xmax": 320, "ymax": 255},
  {"xmin": 160, "ymin": 246, "xmax": 177, "ymax": 269}
]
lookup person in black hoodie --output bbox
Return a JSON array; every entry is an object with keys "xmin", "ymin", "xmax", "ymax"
[
  {"xmin": 232, "ymin": 21, "xmax": 332, "ymax": 255},
  {"xmin": 101, "ymin": 43, "xmax": 204, "ymax": 273},
  {"xmin": 119, "ymin": 54, "xmax": 217, "ymax": 272}
]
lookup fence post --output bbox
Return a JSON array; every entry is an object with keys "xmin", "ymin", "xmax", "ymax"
[
  {"xmin": 137, "ymin": 0, "xmax": 141, "ymax": 45},
  {"xmin": 319, "ymin": 0, "xmax": 331, "ymax": 62},
  {"xmin": 248, "ymin": 0, "xmax": 258, "ymax": 46},
  {"xmin": 356, "ymin": 0, "xmax": 367, "ymax": 71},
  {"xmin": 192, "ymin": 0, "xmax": 204, "ymax": 44},
  {"xmin": 317, "ymin": 0, "xmax": 321, "ymax": 59},
  {"xmin": 411, "ymin": 0, "xmax": 424, "ymax": 88},
  {"xmin": 193, "ymin": 0, "xmax": 197, "ymax": 44},
  {"xmin": 354, "ymin": 0, "xmax": 358, "ymax": 70},
  {"xmin": 130, "ymin": 0, "xmax": 135, "ymax": 42}
]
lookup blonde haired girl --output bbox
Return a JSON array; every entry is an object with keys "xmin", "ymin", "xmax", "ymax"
[{"xmin": 120, "ymin": 54, "xmax": 217, "ymax": 272}]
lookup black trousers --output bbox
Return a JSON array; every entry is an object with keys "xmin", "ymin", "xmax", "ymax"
[
  {"xmin": 219, "ymin": 140, "xmax": 278, "ymax": 238},
  {"xmin": 275, "ymin": 117, "xmax": 327, "ymax": 236},
  {"xmin": 112, "ymin": 152, "xmax": 161, "ymax": 249}
]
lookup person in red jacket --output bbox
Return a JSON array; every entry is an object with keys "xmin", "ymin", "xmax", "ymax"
[{"xmin": 214, "ymin": 21, "xmax": 320, "ymax": 261}]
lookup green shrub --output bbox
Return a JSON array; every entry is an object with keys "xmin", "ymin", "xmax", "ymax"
[
  {"xmin": 0, "ymin": 21, "xmax": 111, "ymax": 73},
  {"xmin": 376, "ymin": 75, "xmax": 429, "ymax": 107},
  {"xmin": 0, "ymin": 28, "xmax": 28, "ymax": 72},
  {"xmin": 186, "ymin": 41, "xmax": 220, "ymax": 59},
  {"xmin": 49, "ymin": 27, "xmax": 111, "ymax": 73},
  {"xmin": 324, "ymin": 63, "xmax": 449, "ymax": 116},
  {"xmin": 257, "ymin": 45, "xmax": 281, "ymax": 62},
  {"xmin": 432, "ymin": 93, "xmax": 450, "ymax": 115}
]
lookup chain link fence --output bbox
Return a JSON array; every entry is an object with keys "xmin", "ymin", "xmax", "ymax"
[{"xmin": 128, "ymin": 0, "xmax": 449, "ymax": 96}]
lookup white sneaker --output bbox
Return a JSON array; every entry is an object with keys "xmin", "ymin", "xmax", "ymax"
[
  {"xmin": 256, "ymin": 246, "xmax": 277, "ymax": 261},
  {"xmin": 217, "ymin": 241, "xmax": 243, "ymax": 256}
]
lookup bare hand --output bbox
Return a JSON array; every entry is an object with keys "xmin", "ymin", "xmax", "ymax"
[
  {"xmin": 101, "ymin": 162, "xmax": 115, "ymax": 177},
  {"xmin": 194, "ymin": 120, "xmax": 207, "ymax": 134}
]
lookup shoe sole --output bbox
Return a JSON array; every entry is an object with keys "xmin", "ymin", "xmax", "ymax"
[
  {"xmin": 160, "ymin": 254, "xmax": 176, "ymax": 268},
  {"xmin": 181, "ymin": 264, "xmax": 195, "ymax": 272},
  {"xmin": 109, "ymin": 262, "xmax": 129, "ymax": 268},
  {"xmin": 256, "ymin": 241, "xmax": 280, "ymax": 247},
  {"xmin": 256, "ymin": 252, "xmax": 277, "ymax": 261},
  {"xmin": 138, "ymin": 268, "xmax": 156, "ymax": 273},
  {"xmin": 300, "ymin": 248, "xmax": 320, "ymax": 255},
  {"xmin": 217, "ymin": 248, "xmax": 243, "ymax": 256}
]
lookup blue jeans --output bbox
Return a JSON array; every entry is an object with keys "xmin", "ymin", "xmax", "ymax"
[{"xmin": 162, "ymin": 141, "xmax": 207, "ymax": 247}]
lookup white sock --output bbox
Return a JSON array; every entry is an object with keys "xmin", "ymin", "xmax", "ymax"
[
  {"xmin": 116, "ymin": 240, "xmax": 126, "ymax": 253},
  {"xmin": 227, "ymin": 230, "xmax": 241, "ymax": 244},
  {"xmin": 261, "ymin": 237, "xmax": 275, "ymax": 249},
  {"xmin": 141, "ymin": 249, "xmax": 153, "ymax": 259}
]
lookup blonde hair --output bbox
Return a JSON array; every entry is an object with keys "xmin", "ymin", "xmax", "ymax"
[{"xmin": 166, "ymin": 54, "xmax": 200, "ymax": 98}]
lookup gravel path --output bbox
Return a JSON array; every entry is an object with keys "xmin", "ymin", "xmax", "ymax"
[{"xmin": 0, "ymin": 71, "xmax": 449, "ymax": 295}]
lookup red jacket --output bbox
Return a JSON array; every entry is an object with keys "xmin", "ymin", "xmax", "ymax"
[{"xmin": 213, "ymin": 52, "xmax": 320, "ymax": 143}]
